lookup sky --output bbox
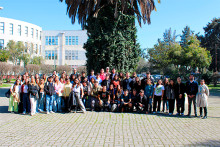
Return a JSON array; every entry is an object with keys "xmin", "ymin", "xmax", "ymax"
[{"xmin": 0, "ymin": 0, "xmax": 220, "ymax": 49}]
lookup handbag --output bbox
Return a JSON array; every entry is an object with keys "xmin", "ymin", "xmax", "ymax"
[{"xmin": 5, "ymin": 89, "xmax": 10, "ymax": 98}]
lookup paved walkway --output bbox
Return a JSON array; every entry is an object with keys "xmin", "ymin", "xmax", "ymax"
[{"xmin": 0, "ymin": 88, "xmax": 220, "ymax": 146}]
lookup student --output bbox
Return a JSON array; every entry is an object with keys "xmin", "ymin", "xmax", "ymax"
[
  {"xmin": 8, "ymin": 79, "xmax": 21, "ymax": 113},
  {"xmin": 123, "ymin": 72, "xmax": 132, "ymax": 92},
  {"xmin": 105, "ymin": 67, "xmax": 111, "ymax": 76},
  {"xmin": 163, "ymin": 78, "xmax": 169, "ymax": 113},
  {"xmin": 60, "ymin": 78, "xmax": 65, "ymax": 110},
  {"xmin": 35, "ymin": 78, "xmax": 40, "ymax": 113},
  {"xmin": 132, "ymin": 77, "xmax": 142, "ymax": 93},
  {"xmin": 121, "ymin": 89, "xmax": 132, "ymax": 112},
  {"xmin": 167, "ymin": 79, "xmax": 175, "ymax": 115},
  {"xmin": 144, "ymin": 79, "xmax": 154, "ymax": 114},
  {"xmin": 72, "ymin": 78, "xmax": 86, "ymax": 113},
  {"xmin": 95, "ymin": 73, "xmax": 102, "ymax": 86},
  {"xmin": 81, "ymin": 71, "xmax": 86, "ymax": 83},
  {"xmin": 100, "ymin": 68, "xmax": 106, "ymax": 81},
  {"xmin": 28, "ymin": 76, "xmax": 39, "ymax": 116},
  {"xmin": 134, "ymin": 90, "xmax": 147, "ymax": 113},
  {"xmin": 110, "ymin": 68, "xmax": 116, "ymax": 81},
  {"xmin": 82, "ymin": 80, "xmax": 89, "ymax": 108},
  {"xmin": 21, "ymin": 78, "xmax": 30, "ymax": 114},
  {"xmin": 130, "ymin": 89, "xmax": 138, "ymax": 112},
  {"xmin": 90, "ymin": 81, "xmax": 102, "ymax": 111},
  {"xmin": 175, "ymin": 77, "xmax": 186, "ymax": 116},
  {"xmin": 118, "ymin": 72, "xmax": 124, "ymax": 87},
  {"xmin": 88, "ymin": 69, "xmax": 96, "ymax": 81},
  {"xmin": 196, "ymin": 79, "xmax": 209, "ymax": 119},
  {"xmin": 44, "ymin": 76, "xmax": 55, "ymax": 114},
  {"xmin": 70, "ymin": 74, "xmax": 76, "ymax": 84},
  {"xmin": 42, "ymin": 74, "xmax": 47, "ymax": 83},
  {"xmin": 53, "ymin": 76, "xmax": 62, "ymax": 112},
  {"xmin": 73, "ymin": 68, "xmax": 79, "ymax": 78},
  {"xmin": 38, "ymin": 79, "xmax": 45, "ymax": 112},
  {"xmin": 141, "ymin": 71, "xmax": 154, "ymax": 90},
  {"xmin": 112, "ymin": 74, "xmax": 120, "ymax": 89},
  {"xmin": 98, "ymin": 85, "xmax": 110, "ymax": 111},
  {"xmin": 108, "ymin": 84, "xmax": 116, "ymax": 110},
  {"xmin": 186, "ymin": 74, "xmax": 198, "ymax": 117},
  {"xmin": 115, "ymin": 85, "xmax": 123, "ymax": 111},
  {"xmin": 153, "ymin": 79, "xmax": 164, "ymax": 113},
  {"xmin": 63, "ymin": 78, "xmax": 72, "ymax": 112},
  {"xmin": 101, "ymin": 74, "xmax": 111, "ymax": 90}
]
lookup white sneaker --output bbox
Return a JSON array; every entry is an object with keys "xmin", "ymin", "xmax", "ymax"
[
  {"xmin": 46, "ymin": 111, "xmax": 50, "ymax": 114},
  {"xmin": 50, "ymin": 111, "xmax": 55, "ymax": 114}
]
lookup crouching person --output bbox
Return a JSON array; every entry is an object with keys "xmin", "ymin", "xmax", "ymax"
[
  {"xmin": 98, "ymin": 86, "xmax": 111, "ymax": 111},
  {"xmin": 121, "ymin": 89, "xmax": 132, "ymax": 112},
  {"xmin": 134, "ymin": 90, "xmax": 148, "ymax": 113}
]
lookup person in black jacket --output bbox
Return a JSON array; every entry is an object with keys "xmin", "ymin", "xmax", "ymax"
[
  {"xmin": 101, "ymin": 74, "xmax": 111, "ymax": 90},
  {"xmin": 175, "ymin": 77, "xmax": 186, "ymax": 116},
  {"xmin": 186, "ymin": 74, "xmax": 198, "ymax": 117},
  {"xmin": 44, "ymin": 76, "xmax": 55, "ymax": 114},
  {"xmin": 141, "ymin": 72, "xmax": 154, "ymax": 90},
  {"xmin": 134, "ymin": 90, "xmax": 148, "ymax": 113}
]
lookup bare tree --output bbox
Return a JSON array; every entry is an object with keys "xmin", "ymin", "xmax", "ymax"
[
  {"xmin": 77, "ymin": 66, "xmax": 87, "ymax": 75},
  {"xmin": 0, "ymin": 62, "xmax": 12, "ymax": 85},
  {"xmin": 40, "ymin": 64, "xmax": 54, "ymax": 75},
  {"xmin": 26, "ymin": 64, "xmax": 40, "ymax": 75},
  {"xmin": 56, "ymin": 65, "xmax": 72, "ymax": 75},
  {"xmin": 13, "ymin": 65, "xmax": 24, "ymax": 78}
]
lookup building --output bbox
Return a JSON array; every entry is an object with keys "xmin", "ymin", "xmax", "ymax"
[
  {"xmin": 42, "ymin": 30, "xmax": 87, "ymax": 68},
  {"xmin": 0, "ymin": 17, "xmax": 42, "ymax": 56}
]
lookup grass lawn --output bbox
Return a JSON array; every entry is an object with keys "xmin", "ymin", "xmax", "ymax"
[
  {"xmin": 3, "ymin": 79, "xmax": 16, "ymax": 84},
  {"xmin": 0, "ymin": 83, "xmax": 11, "ymax": 88},
  {"xmin": 208, "ymin": 84, "xmax": 220, "ymax": 94}
]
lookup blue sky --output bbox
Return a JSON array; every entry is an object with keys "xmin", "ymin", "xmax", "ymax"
[{"xmin": 0, "ymin": 0, "xmax": 220, "ymax": 49}]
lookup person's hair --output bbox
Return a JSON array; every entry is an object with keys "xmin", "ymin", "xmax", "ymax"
[
  {"xmin": 200, "ymin": 79, "xmax": 205, "ymax": 82},
  {"xmin": 94, "ymin": 81, "xmax": 99, "ymax": 84},
  {"xmin": 163, "ymin": 78, "xmax": 169, "ymax": 85},
  {"xmin": 82, "ymin": 71, "xmax": 85, "ymax": 74},
  {"xmin": 169, "ymin": 79, "xmax": 175, "ymax": 87},
  {"xmin": 140, "ymin": 89, "xmax": 144, "ymax": 93},
  {"xmin": 116, "ymin": 85, "xmax": 121, "ymax": 91},
  {"xmin": 91, "ymin": 69, "xmax": 94, "ymax": 72},
  {"xmin": 190, "ymin": 74, "xmax": 194, "ymax": 77},
  {"xmin": 124, "ymin": 89, "xmax": 128, "ymax": 92},
  {"xmin": 133, "ymin": 88, "xmax": 136, "ymax": 92},
  {"xmin": 146, "ymin": 71, "xmax": 150, "ymax": 75},
  {"xmin": 156, "ymin": 79, "xmax": 162, "ymax": 87},
  {"xmin": 91, "ymin": 77, "xmax": 95, "ymax": 83}
]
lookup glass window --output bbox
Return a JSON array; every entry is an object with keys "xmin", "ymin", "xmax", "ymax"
[
  {"xmin": 52, "ymin": 36, "xmax": 55, "ymax": 45},
  {"xmin": 69, "ymin": 36, "xmax": 71, "ymax": 45},
  {"xmin": 72, "ymin": 50, "xmax": 75, "ymax": 60},
  {"xmin": 65, "ymin": 36, "xmax": 68, "ymax": 45},
  {"xmin": 36, "ymin": 30, "xmax": 38, "ymax": 39},
  {"xmin": 65, "ymin": 50, "xmax": 68, "ymax": 60},
  {"xmin": 25, "ymin": 26, "xmax": 28, "ymax": 37},
  {"xmin": 45, "ymin": 36, "xmax": 49, "ymax": 45},
  {"xmin": 0, "ymin": 39, "xmax": 4, "ymax": 49},
  {"xmin": 68, "ymin": 50, "xmax": 71, "ymax": 60},
  {"xmin": 52, "ymin": 50, "xmax": 55, "ymax": 59},
  {"xmin": 55, "ymin": 50, "xmax": 57, "ymax": 60},
  {"xmin": 76, "ymin": 36, "xmax": 78, "ymax": 45},
  {"xmin": 18, "ymin": 25, "xmax": 21, "ymax": 36},
  {"xmin": 31, "ymin": 28, "xmax": 34, "ymax": 38},
  {"xmin": 75, "ymin": 50, "xmax": 78, "ymax": 60},
  {"xmin": 0, "ymin": 22, "xmax": 4, "ymax": 34},
  {"xmin": 45, "ymin": 51, "xmax": 48, "ymax": 60},
  {"xmin": 72, "ymin": 36, "xmax": 75, "ymax": 45},
  {"xmin": 55, "ymin": 36, "xmax": 58, "ymax": 45},
  {"xmin": 48, "ymin": 50, "xmax": 52, "ymax": 60},
  {"xmin": 39, "ymin": 45, "xmax": 41, "ymax": 54},
  {"xmin": 9, "ymin": 23, "xmax": 13, "ymax": 35},
  {"xmin": 49, "ymin": 36, "xmax": 52, "ymax": 45}
]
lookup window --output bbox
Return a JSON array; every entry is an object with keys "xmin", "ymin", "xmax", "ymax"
[
  {"xmin": 45, "ymin": 50, "xmax": 57, "ymax": 60},
  {"xmin": 31, "ymin": 28, "xmax": 34, "ymax": 38},
  {"xmin": 76, "ymin": 36, "xmax": 78, "ymax": 45},
  {"xmin": 65, "ymin": 50, "xmax": 68, "ymax": 60},
  {"xmin": 35, "ymin": 44, "xmax": 38, "ymax": 54},
  {"xmin": 52, "ymin": 50, "xmax": 55, "ymax": 59},
  {"xmin": 72, "ymin": 50, "xmax": 75, "ymax": 60},
  {"xmin": 69, "ymin": 36, "xmax": 71, "ymax": 45},
  {"xmin": 49, "ymin": 36, "xmax": 52, "ymax": 45},
  {"xmin": 72, "ymin": 36, "xmax": 75, "ymax": 45},
  {"xmin": 65, "ymin": 36, "xmax": 68, "ymax": 45},
  {"xmin": 0, "ymin": 22, "xmax": 4, "ymax": 34},
  {"xmin": 45, "ymin": 36, "xmax": 58, "ymax": 45},
  {"xmin": 39, "ymin": 45, "xmax": 41, "ymax": 54},
  {"xmin": 9, "ymin": 23, "xmax": 13, "ymax": 35},
  {"xmin": 55, "ymin": 36, "xmax": 58, "ymax": 45},
  {"xmin": 45, "ymin": 50, "xmax": 49, "ymax": 60},
  {"xmin": 52, "ymin": 36, "xmax": 55, "ymax": 45},
  {"xmin": 48, "ymin": 50, "xmax": 52, "ymax": 60},
  {"xmin": 75, "ymin": 50, "xmax": 78, "ymax": 60},
  {"xmin": 25, "ymin": 26, "xmax": 28, "ymax": 37},
  {"xmin": 45, "ymin": 36, "xmax": 49, "ymax": 45},
  {"xmin": 18, "ymin": 25, "xmax": 21, "ymax": 36},
  {"xmin": 54, "ymin": 50, "xmax": 57, "ymax": 60},
  {"xmin": 36, "ymin": 29, "xmax": 38, "ymax": 39},
  {"xmin": 0, "ymin": 39, "xmax": 4, "ymax": 49}
]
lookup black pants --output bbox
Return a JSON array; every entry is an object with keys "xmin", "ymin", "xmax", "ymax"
[
  {"xmin": 153, "ymin": 96, "xmax": 162, "ymax": 112},
  {"xmin": 188, "ymin": 96, "xmax": 197, "ymax": 115},
  {"xmin": 169, "ymin": 99, "xmax": 175, "ymax": 114},
  {"xmin": 18, "ymin": 93, "xmax": 23, "ymax": 113},
  {"xmin": 200, "ymin": 107, "xmax": 207, "ymax": 116},
  {"xmin": 177, "ymin": 98, "xmax": 185, "ymax": 114}
]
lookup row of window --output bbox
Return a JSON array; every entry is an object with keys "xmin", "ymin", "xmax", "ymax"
[
  {"xmin": 65, "ymin": 50, "xmax": 79, "ymax": 60},
  {"xmin": 45, "ymin": 50, "xmax": 58, "ymax": 60},
  {"xmin": 0, "ymin": 22, "xmax": 41, "ymax": 39},
  {"xmin": 0, "ymin": 39, "xmax": 4, "ymax": 49},
  {"xmin": 45, "ymin": 36, "xmax": 58, "ymax": 45},
  {"xmin": 65, "ymin": 36, "xmax": 78, "ymax": 45}
]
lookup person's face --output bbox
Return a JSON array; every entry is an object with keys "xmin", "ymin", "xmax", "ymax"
[
  {"xmin": 140, "ymin": 91, "xmax": 144, "ymax": 97},
  {"xmin": 31, "ymin": 77, "xmax": 35, "ymax": 83},
  {"xmin": 83, "ymin": 82, "xmax": 87, "ymax": 86},
  {"xmin": 147, "ymin": 80, "xmax": 151, "ymax": 85},
  {"xmin": 36, "ymin": 79, "xmax": 39, "ymax": 83},
  {"xmin": 40, "ymin": 79, "xmax": 44, "ymax": 84},
  {"xmin": 82, "ymin": 73, "xmax": 86, "ymax": 77},
  {"xmin": 50, "ymin": 78, "xmax": 53, "ymax": 82},
  {"xmin": 158, "ymin": 80, "xmax": 162, "ymax": 85},
  {"xmin": 126, "ymin": 73, "xmax": 130, "ymax": 78},
  {"xmin": 91, "ymin": 78, "xmax": 95, "ymax": 83},
  {"xmin": 117, "ymin": 85, "xmax": 121, "ymax": 90},
  {"xmin": 94, "ymin": 82, "xmax": 98, "ymax": 87},
  {"xmin": 103, "ymin": 86, "xmax": 106, "ymax": 91},
  {"xmin": 96, "ymin": 74, "xmax": 100, "ymax": 78},
  {"xmin": 66, "ymin": 79, "xmax": 70, "ymax": 84},
  {"xmin": 165, "ymin": 78, "xmax": 169, "ymax": 84},
  {"xmin": 200, "ymin": 80, "xmax": 205, "ymax": 85},
  {"xmin": 106, "ymin": 68, "xmax": 109, "ymax": 72},
  {"xmin": 106, "ymin": 75, "xmax": 109, "ymax": 80},
  {"xmin": 16, "ymin": 80, "xmax": 20, "ymax": 85},
  {"xmin": 55, "ymin": 76, "xmax": 59, "ymax": 82},
  {"xmin": 91, "ymin": 71, "xmax": 94, "ymax": 75},
  {"xmin": 25, "ymin": 78, "xmax": 29, "ymax": 83},
  {"xmin": 124, "ymin": 91, "xmax": 128, "ymax": 96},
  {"xmin": 133, "ymin": 90, "xmax": 136, "ymax": 95},
  {"xmin": 23, "ymin": 75, "xmax": 26, "ymax": 80},
  {"xmin": 74, "ymin": 69, "xmax": 77, "ymax": 73},
  {"xmin": 177, "ymin": 77, "xmax": 181, "ymax": 83},
  {"xmin": 133, "ymin": 72, "xmax": 136, "ymax": 77},
  {"xmin": 189, "ymin": 75, "xmax": 194, "ymax": 80},
  {"xmin": 170, "ymin": 80, "xmax": 174, "ymax": 85},
  {"xmin": 112, "ymin": 69, "xmax": 116, "ymax": 73},
  {"xmin": 60, "ymin": 78, "xmax": 63, "ymax": 83},
  {"xmin": 135, "ymin": 77, "xmax": 139, "ymax": 82},
  {"xmin": 53, "ymin": 71, "xmax": 56, "ymax": 75},
  {"xmin": 147, "ymin": 73, "xmax": 150, "ymax": 78},
  {"xmin": 110, "ymin": 85, "xmax": 113, "ymax": 89},
  {"xmin": 114, "ymin": 75, "xmax": 118, "ymax": 80},
  {"xmin": 101, "ymin": 69, "xmax": 104, "ymax": 73},
  {"xmin": 74, "ymin": 79, "xmax": 79, "ymax": 84}
]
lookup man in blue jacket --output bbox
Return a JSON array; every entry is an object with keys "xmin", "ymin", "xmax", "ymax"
[{"xmin": 186, "ymin": 74, "xmax": 198, "ymax": 117}]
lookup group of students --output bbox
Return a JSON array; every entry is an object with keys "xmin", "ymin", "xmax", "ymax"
[{"xmin": 8, "ymin": 67, "xmax": 210, "ymax": 119}]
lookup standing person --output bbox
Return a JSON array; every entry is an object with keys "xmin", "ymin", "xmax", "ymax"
[
  {"xmin": 133, "ymin": 77, "xmax": 142, "ymax": 93},
  {"xmin": 108, "ymin": 84, "xmax": 116, "ymax": 111},
  {"xmin": 100, "ymin": 68, "xmax": 106, "ymax": 81},
  {"xmin": 35, "ymin": 78, "xmax": 40, "ymax": 113},
  {"xmin": 95, "ymin": 73, "xmax": 102, "ymax": 86},
  {"xmin": 60, "ymin": 78, "xmax": 65, "ymax": 110},
  {"xmin": 141, "ymin": 71, "xmax": 154, "ymax": 90},
  {"xmin": 44, "ymin": 76, "xmax": 55, "ymax": 114},
  {"xmin": 8, "ymin": 79, "xmax": 21, "ymax": 113},
  {"xmin": 131, "ymin": 72, "xmax": 137, "ymax": 82},
  {"xmin": 21, "ymin": 78, "xmax": 30, "ymax": 114},
  {"xmin": 82, "ymin": 80, "xmax": 89, "ymax": 108},
  {"xmin": 197, "ymin": 79, "xmax": 209, "ymax": 119},
  {"xmin": 175, "ymin": 77, "xmax": 186, "ymax": 116},
  {"xmin": 123, "ymin": 72, "xmax": 132, "ymax": 93},
  {"xmin": 167, "ymin": 79, "xmax": 175, "ymax": 115},
  {"xmin": 98, "ymin": 85, "xmax": 111, "ymax": 111},
  {"xmin": 153, "ymin": 79, "xmax": 164, "ymax": 114},
  {"xmin": 118, "ymin": 72, "xmax": 124, "ymax": 87},
  {"xmin": 134, "ymin": 90, "xmax": 148, "ymax": 113},
  {"xmin": 72, "ymin": 78, "xmax": 86, "ymax": 113},
  {"xmin": 42, "ymin": 74, "xmax": 47, "ymax": 83},
  {"xmin": 53, "ymin": 76, "xmax": 62, "ymax": 112},
  {"xmin": 38, "ymin": 79, "xmax": 45, "ymax": 113},
  {"xmin": 186, "ymin": 74, "xmax": 198, "ymax": 117},
  {"xmin": 88, "ymin": 70, "xmax": 96, "ymax": 81},
  {"xmin": 90, "ymin": 81, "xmax": 102, "ymax": 111},
  {"xmin": 144, "ymin": 79, "xmax": 154, "ymax": 114},
  {"xmin": 115, "ymin": 85, "xmax": 124, "ymax": 111},
  {"xmin": 28, "ymin": 76, "xmax": 39, "ymax": 116},
  {"xmin": 110, "ymin": 68, "xmax": 116, "ymax": 81},
  {"xmin": 112, "ymin": 74, "xmax": 120, "ymax": 89},
  {"xmin": 81, "ymin": 71, "xmax": 86, "ymax": 83},
  {"xmin": 163, "ymin": 78, "xmax": 169, "ymax": 113},
  {"xmin": 73, "ymin": 68, "xmax": 79, "ymax": 78},
  {"xmin": 70, "ymin": 74, "xmax": 76, "ymax": 84},
  {"xmin": 101, "ymin": 74, "xmax": 111, "ymax": 90},
  {"xmin": 120, "ymin": 89, "xmax": 132, "ymax": 112},
  {"xmin": 105, "ymin": 67, "xmax": 111, "ymax": 76},
  {"xmin": 63, "ymin": 78, "xmax": 72, "ymax": 112},
  {"xmin": 88, "ymin": 77, "xmax": 95, "ymax": 109}
]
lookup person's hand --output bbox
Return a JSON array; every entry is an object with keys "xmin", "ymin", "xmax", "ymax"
[
  {"xmin": 179, "ymin": 94, "xmax": 182, "ymax": 99},
  {"xmin": 192, "ymin": 95, "xmax": 195, "ymax": 98},
  {"xmin": 139, "ymin": 103, "xmax": 143, "ymax": 107},
  {"xmin": 149, "ymin": 96, "xmax": 152, "ymax": 99}
]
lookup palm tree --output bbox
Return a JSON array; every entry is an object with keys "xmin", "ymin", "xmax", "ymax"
[{"xmin": 60, "ymin": 0, "xmax": 160, "ymax": 28}]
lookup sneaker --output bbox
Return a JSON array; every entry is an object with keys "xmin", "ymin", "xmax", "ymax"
[
  {"xmin": 50, "ymin": 111, "xmax": 55, "ymax": 114},
  {"xmin": 83, "ymin": 111, "xmax": 86, "ymax": 114},
  {"xmin": 199, "ymin": 115, "xmax": 203, "ymax": 118},
  {"xmin": 181, "ymin": 113, "xmax": 184, "ymax": 116},
  {"xmin": 202, "ymin": 116, "xmax": 207, "ymax": 119},
  {"xmin": 22, "ymin": 112, "xmax": 26, "ymax": 115},
  {"xmin": 169, "ymin": 113, "xmax": 172, "ymax": 115}
]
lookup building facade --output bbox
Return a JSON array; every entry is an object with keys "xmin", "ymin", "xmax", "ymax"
[
  {"xmin": 0, "ymin": 17, "xmax": 42, "ymax": 56},
  {"xmin": 42, "ymin": 30, "xmax": 87, "ymax": 68}
]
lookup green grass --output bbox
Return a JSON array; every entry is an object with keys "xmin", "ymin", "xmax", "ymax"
[
  {"xmin": 0, "ymin": 83, "xmax": 11, "ymax": 88},
  {"xmin": 208, "ymin": 84, "xmax": 220, "ymax": 94},
  {"xmin": 3, "ymin": 79, "xmax": 16, "ymax": 84}
]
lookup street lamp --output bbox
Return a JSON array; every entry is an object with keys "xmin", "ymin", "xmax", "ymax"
[{"xmin": 0, "ymin": 7, "xmax": 3, "ymax": 10}]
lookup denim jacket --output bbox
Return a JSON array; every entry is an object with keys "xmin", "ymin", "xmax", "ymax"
[{"xmin": 144, "ymin": 85, "xmax": 154, "ymax": 97}]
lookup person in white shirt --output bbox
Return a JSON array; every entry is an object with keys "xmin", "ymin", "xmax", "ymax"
[{"xmin": 153, "ymin": 79, "xmax": 165, "ymax": 113}]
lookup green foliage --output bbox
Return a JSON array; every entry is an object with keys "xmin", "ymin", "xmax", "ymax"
[
  {"xmin": 19, "ymin": 54, "xmax": 30, "ymax": 67},
  {"xmin": 0, "ymin": 49, "xmax": 10, "ymax": 62},
  {"xmin": 31, "ymin": 56, "xmax": 43, "ymax": 65},
  {"xmin": 84, "ymin": 5, "xmax": 141, "ymax": 73}
]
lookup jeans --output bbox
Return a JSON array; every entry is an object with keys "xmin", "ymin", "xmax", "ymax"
[
  {"xmin": 100, "ymin": 100, "xmax": 111, "ymax": 111},
  {"xmin": 188, "ymin": 96, "xmax": 197, "ymax": 115},
  {"xmin": 73, "ymin": 92, "xmax": 86, "ymax": 112},
  {"xmin": 82, "ymin": 95, "xmax": 88, "ymax": 108},
  {"xmin": 153, "ymin": 96, "xmax": 162, "ymax": 112},
  {"xmin": 146, "ymin": 97, "xmax": 153, "ymax": 113},
  {"xmin": 168, "ymin": 99, "xmax": 175, "ymax": 114},
  {"xmin": 53, "ymin": 94, "xmax": 62, "ymax": 112},
  {"xmin": 38, "ymin": 92, "xmax": 45, "ymax": 112},
  {"xmin": 46, "ymin": 94, "xmax": 54, "ymax": 112},
  {"xmin": 23, "ymin": 93, "xmax": 30, "ymax": 113},
  {"xmin": 162, "ymin": 99, "xmax": 169, "ymax": 112},
  {"xmin": 91, "ymin": 97, "xmax": 99, "ymax": 110}
]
